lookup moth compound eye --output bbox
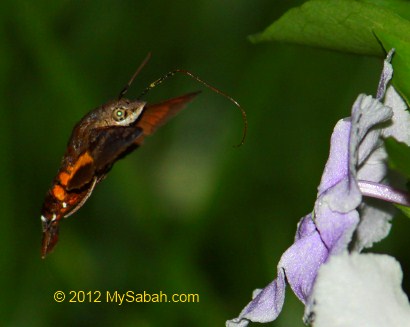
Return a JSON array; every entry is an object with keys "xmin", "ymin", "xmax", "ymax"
[{"xmin": 113, "ymin": 108, "xmax": 127, "ymax": 122}]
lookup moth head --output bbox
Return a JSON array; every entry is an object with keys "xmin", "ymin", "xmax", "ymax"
[{"xmin": 108, "ymin": 99, "xmax": 146, "ymax": 126}]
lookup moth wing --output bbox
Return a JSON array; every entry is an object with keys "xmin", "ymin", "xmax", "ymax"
[
  {"xmin": 91, "ymin": 126, "xmax": 143, "ymax": 172},
  {"xmin": 65, "ymin": 152, "xmax": 96, "ymax": 191},
  {"xmin": 137, "ymin": 91, "xmax": 200, "ymax": 136},
  {"xmin": 66, "ymin": 126, "xmax": 143, "ymax": 191}
]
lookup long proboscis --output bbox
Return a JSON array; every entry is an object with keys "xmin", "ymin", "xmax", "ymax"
[{"xmin": 138, "ymin": 69, "xmax": 248, "ymax": 146}]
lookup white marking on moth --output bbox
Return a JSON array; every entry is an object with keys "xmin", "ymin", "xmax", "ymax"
[
  {"xmin": 115, "ymin": 103, "xmax": 145, "ymax": 126},
  {"xmin": 62, "ymin": 202, "xmax": 67, "ymax": 208},
  {"xmin": 51, "ymin": 214, "xmax": 57, "ymax": 222},
  {"xmin": 64, "ymin": 177, "xmax": 98, "ymax": 218},
  {"xmin": 41, "ymin": 215, "xmax": 47, "ymax": 223}
]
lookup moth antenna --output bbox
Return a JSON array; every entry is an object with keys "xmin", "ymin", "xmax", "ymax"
[
  {"xmin": 138, "ymin": 69, "xmax": 247, "ymax": 146},
  {"xmin": 118, "ymin": 52, "xmax": 152, "ymax": 100}
]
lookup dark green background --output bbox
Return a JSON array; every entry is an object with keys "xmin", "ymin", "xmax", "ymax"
[{"xmin": 1, "ymin": 1, "xmax": 409, "ymax": 326}]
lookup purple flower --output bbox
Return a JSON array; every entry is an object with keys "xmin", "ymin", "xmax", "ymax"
[{"xmin": 227, "ymin": 50, "xmax": 410, "ymax": 326}]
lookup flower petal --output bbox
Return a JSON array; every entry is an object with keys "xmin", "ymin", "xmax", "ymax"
[
  {"xmin": 350, "ymin": 94, "xmax": 392, "ymax": 170},
  {"xmin": 352, "ymin": 199, "xmax": 394, "ymax": 251},
  {"xmin": 226, "ymin": 271, "xmax": 286, "ymax": 326},
  {"xmin": 319, "ymin": 94, "xmax": 392, "ymax": 214},
  {"xmin": 314, "ymin": 200, "xmax": 359, "ymax": 254},
  {"xmin": 280, "ymin": 214, "xmax": 328, "ymax": 303},
  {"xmin": 376, "ymin": 49, "xmax": 394, "ymax": 100},
  {"xmin": 356, "ymin": 146, "xmax": 387, "ymax": 182},
  {"xmin": 226, "ymin": 214, "xmax": 328, "ymax": 326},
  {"xmin": 307, "ymin": 252, "xmax": 410, "ymax": 327},
  {"xmin": 317, "ymin": 119, "xmax": 351, "ymax": 195},
  {"xmin": 317, "ymin": 118, "xmax": 361, "ymax": 213},
  {"xmin": 354, "ymin": 86, "xmax": 409, "ymax": 251},
  {"xmin": 382, "ymin": 86, "xmax": 410, "ymax": 145}
]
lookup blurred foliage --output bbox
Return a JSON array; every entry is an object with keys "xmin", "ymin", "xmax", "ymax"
[
  {"xmin": 1, "ymin": 1, "xmax": 409, "ymax": 326},
  {"xmin": 385, "ymin": 137, "xmax": 410, "ymax": 180},
  {"xmin": 384, "ymin": 137, "xmax": 410, "ymax": 219}
]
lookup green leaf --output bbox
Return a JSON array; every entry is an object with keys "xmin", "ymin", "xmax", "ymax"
[
  {"xmin": 395, "ymin": 204, "xmax": 410, "ymax": 219},
  {"xmin": 250, "ymin": 0, "xmax": 410, "ymax": 57},
  {"xmin": 384, "ymin": 137, "xmax": 410, "ymax": 179},
  {"xmin": 361, "ymin": 0, "xmax": 410, "ymax": 21}
]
